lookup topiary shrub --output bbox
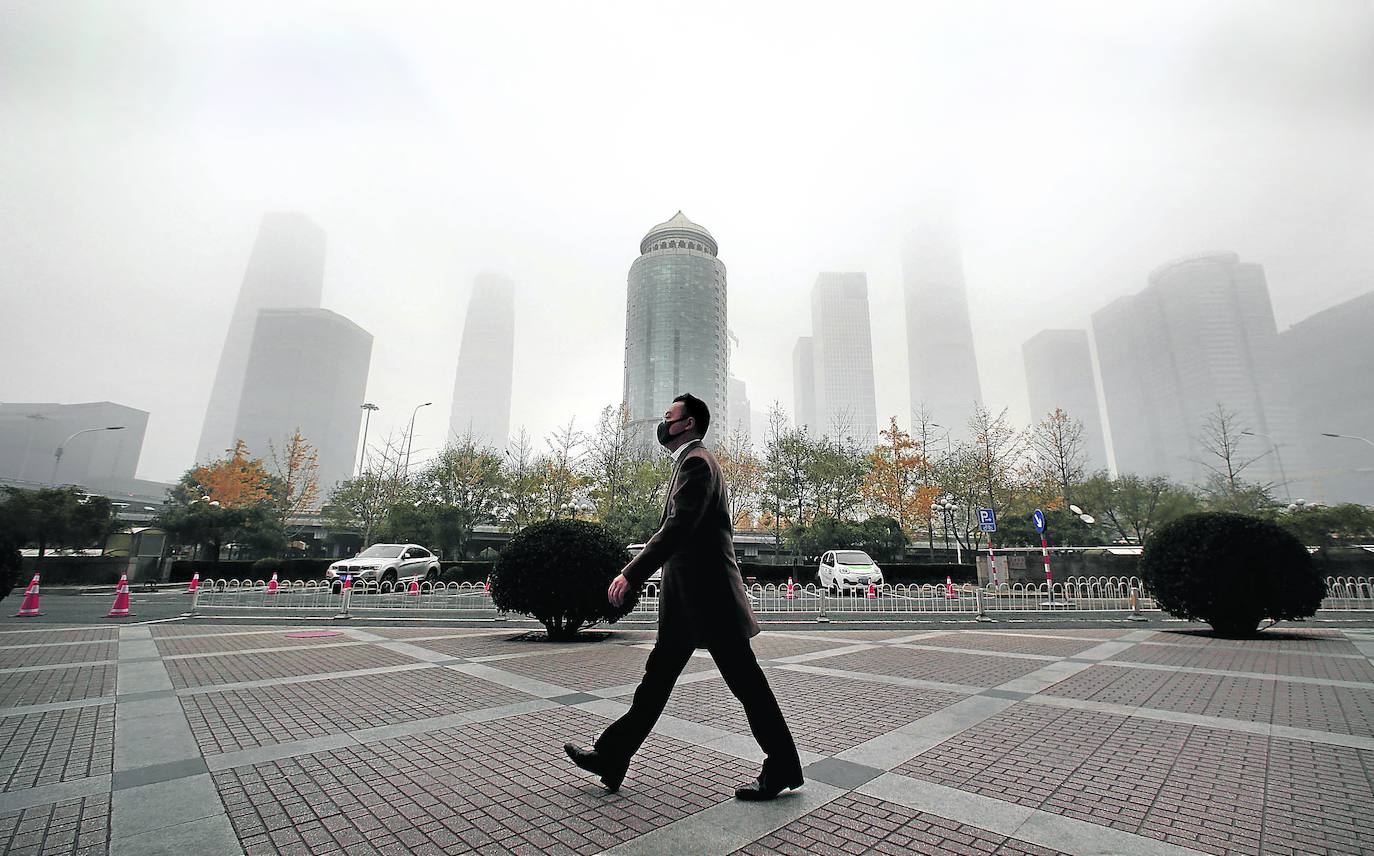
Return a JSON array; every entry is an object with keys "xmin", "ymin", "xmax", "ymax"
[
  {"xmin": 1141, "ymin": 512, "xmax": 1325, "ymax": 637},
  {"xmin": 490, "ymin": 519, "xmax": 635, "ymax": 641}
]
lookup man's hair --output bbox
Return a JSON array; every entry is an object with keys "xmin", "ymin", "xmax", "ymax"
[{"xmin": 673, "ymin": 393, "xmax": 710, "ymax": 437}]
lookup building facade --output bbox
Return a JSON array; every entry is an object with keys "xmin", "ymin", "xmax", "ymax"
[
  {"xmin": 197, "ymin": 212, "xmax": 326, "ymax": 466},
  {"xmin": 1021, "ymin": 329, "xmax": 1109, "ymax": 474},
  {"xmin": 792, "ymin": 337, "xmax": 817, "ymax": 436},
  {"xmin": 449, "ymin": 273, "xmax": 515, "ymax": 451},
  {"xmin": 1091, "ymin": 252, "xmax": 1306, "ymax": 491},
  {"xmin": 1279, "ymin": 290, "xmax": 1374, "ymax": 504},
  {"xmin": 809, "ymin": 272, "xmax": 879, "ymax": 447},
  {"xmin": 232, "ymin": 308, "xmax": 373, "ymax": 495},
  {"xmin": 901, "ymin": 220, "xmax": 983, "ymax": 439},
  {"xmin": 0, "ymin": 402, "xmax": 148, "ymax": 488},
  {"xmin": 623, "ymin": 212, "xmax": 729, "ymax": 447},
  {"xmin": 727, "ymin": 376, "xmax": 753, "ymax": 447}
]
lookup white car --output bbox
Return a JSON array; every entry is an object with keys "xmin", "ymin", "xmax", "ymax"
[
  {"xmin": 817, "ymin": 550, "xmax": 884, "ymax": 594},
  {"xmin": 327, "ymin": 543, "xmax": 440, "ymax": 590}
]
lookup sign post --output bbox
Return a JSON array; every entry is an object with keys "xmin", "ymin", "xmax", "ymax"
[
  {"xmin": 978, "ymin": 508, "xmax": 999, "ymax": 589},
  {"xmin": 1033, "ymin": 509, "xmax": 1069, "ymax": 607}
]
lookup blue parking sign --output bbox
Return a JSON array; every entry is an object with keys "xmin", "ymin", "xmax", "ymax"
[
  {"xmin": 1032, "ymin": 509, "xmax": 1046, "ymax": 533},
  {"xmin": 978, "ymin": 508, "xmax": 997, "ymax": 532}
]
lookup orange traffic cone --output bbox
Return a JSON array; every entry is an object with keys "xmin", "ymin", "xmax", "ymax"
[
  {"xmin": 407, "ymin": 579, "xmax": 420, "ymax": 596},
  {"xmin": 107, "ymin": 574, "xmax": 132, "ymax": 618},
  {"xmin": 342, "ymin": 574, "xmax": 352, "ymax": 592},
  {"xmin": 266, "ymin": 571, "xmax": 279, "ymax": 595},
  {"xmin": 785, "ymin": 577, "xmax": 795, "ymax": 599},
  {"xmin": 14, "ymin": 574, "xmax": 42, "ymax": 617},
  {"xmin": 483, "ymin": 578, "xmax": 490, "ymax": 593},
  {"xmin": 186, "ymin": 572, "xmax": 200, "ymax": 594},
  {"xmin": 867, "ymin": 582, "xmax": 877, "ymax": 598},
  {"xmin": 945, "ymin": 575, "xmax": 956, "ymax": 599}
]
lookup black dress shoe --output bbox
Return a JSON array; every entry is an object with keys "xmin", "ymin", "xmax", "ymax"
[
  {"xmin": 564, "ymin": 743, "xmax": 626, "ymax": 793},
  {"xmin": 734, "ymin": 771, "xmax": 804, "ymax": 801}
]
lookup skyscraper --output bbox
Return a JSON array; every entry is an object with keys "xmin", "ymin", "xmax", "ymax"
[
  {"xmin": 902, "ymin": 220, "xmax": 983, "ymax": 438},
  {"xmin": 1021, "ymin": 329, "xmax": 1109, "ymax": 474},
  {"xmin": 792, "ymin": 337, "xmax": 817, "ymax": 435},
  {"xmin": 623, "ymin": 212, "xmax": 729, "ymax": 447},
  {"xmin": 197, "ymin": 213, "xmax": 326, "ymax": 465},
  {"xmin": 232, "ymin": 308, "xmax": 373, "ymax": 495},
  {"xmin": 1092, "ymin": 252, "xmax": 1305, "ymax": 489},
  {"xmin": 1279, "ymin": 290, "xmax": 1374, "ymax": 503},
  {"xmin": 727, "ymin": 376, "xmax": 753, "ymax": 447},
  {"xmin": 809, "ymin": 273, "xmax": 879, "ymax": 446},
  {"xmin": 449, "ymin": 274, "xmax": 515, "ymax": 450}
]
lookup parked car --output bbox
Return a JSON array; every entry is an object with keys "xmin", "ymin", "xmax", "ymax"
[
  {"xmin": 327, "ymin": 544, "xmax": 440, "ymax": 590},
  {"xmin": 817, "ymin": 550, "xmax": 884, "ymax": 594}
]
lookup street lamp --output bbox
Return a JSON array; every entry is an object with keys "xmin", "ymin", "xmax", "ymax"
[
  {"xmin": 930, "ymin": 494, "xmax": 961, "ymax": 564},
  {"xmin": 1322, "ymin": 432, "xmax": 1374, "ymax": 450},
  {"xmin": 403, "ymin": 402, "xmax": 433, "ymax": 475},
  {"xmin": 1241, "ymin": 429, "xmax": 1292, "ymax": 502},
  {"xmin": 358, "ymin": 403, "xmax": 380, "ymax": 476},
  {"xmin": 52, "ymin": 426, "xmax": 124, "ymax": 484}
]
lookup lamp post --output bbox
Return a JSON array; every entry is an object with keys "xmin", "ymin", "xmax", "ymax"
[
  {"xmin": 931, "ymin": 494, "xmax": 961, "ymax": 564},
  {"xmin": 403, "ymin": 402, "xmax": 433, "ymax": 475},
  {"xmin": 1241, "ymin": 429, "xmax": 1292, "ymax": 502},
  {"xmin": 52, "ymin": 426, "xmax": 124, "ymax": 485},
  {"xmin": 358, "ymin": 403, "xmax": 380, "ymax": 476},
  {"xmin": 1322, "ymin": 432, "xmax": 1374, "ymax": 450}
]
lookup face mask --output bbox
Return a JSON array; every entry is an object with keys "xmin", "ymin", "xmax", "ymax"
[{"xmin": 657, "ymin": 416, "xmax": 691, "ymax": 447}]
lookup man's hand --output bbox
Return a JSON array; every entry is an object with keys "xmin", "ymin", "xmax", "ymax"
[{"xmin": 607, "ymin": 573, "xmax": 630, "ymax": 608}]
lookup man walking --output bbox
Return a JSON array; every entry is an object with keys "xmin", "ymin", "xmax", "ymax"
[{"xmin": 564, "ymin": 393, "xmax": 804, "ymax": 800}]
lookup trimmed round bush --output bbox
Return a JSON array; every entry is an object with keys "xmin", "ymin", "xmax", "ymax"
[
  {"xmin": 1141, "ymin": 512, "xmax": 1324, "ymax": 637},
  {"xmin": 490, "ymin": 519, "xmax": 635, "ymax": 641}
]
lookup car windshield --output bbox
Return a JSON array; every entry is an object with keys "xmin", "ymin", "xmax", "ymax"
[
  {"xmin": 835, "ymin": 551, "xmax": 873, "ymax": 565},
  {"xmin": 357, "ymin": 545, "xmax": 404, "ymax": 559}
]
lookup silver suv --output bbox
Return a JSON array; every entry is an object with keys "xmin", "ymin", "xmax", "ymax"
[{"xmin": 327, "ymin": 543, "xmax": 440, "ymax": 590}]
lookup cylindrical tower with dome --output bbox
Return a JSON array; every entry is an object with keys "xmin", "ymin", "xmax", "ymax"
[{"xmin": 623, "ymin": 212, "xmax": 729, "ymax": 449}]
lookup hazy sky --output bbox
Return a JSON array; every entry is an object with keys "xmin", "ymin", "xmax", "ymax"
[{"xmin": 3, "ymin": 1, "xmax": 1372, "ymax": 483}]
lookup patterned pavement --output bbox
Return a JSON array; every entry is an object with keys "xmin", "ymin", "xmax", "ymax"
[{"xmin": 0, "ymin": 620, "xmax": 1371, "ymax": 855}]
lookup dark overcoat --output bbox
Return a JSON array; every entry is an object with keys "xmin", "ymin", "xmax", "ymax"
[{"xmin": 622, "ymin": 442, "xmax": 760, "ymax": 646}]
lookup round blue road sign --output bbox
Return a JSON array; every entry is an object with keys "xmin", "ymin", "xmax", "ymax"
[{"xmin": 1032, "ymin": 509, "xmax": 1046, "ymax": 533}]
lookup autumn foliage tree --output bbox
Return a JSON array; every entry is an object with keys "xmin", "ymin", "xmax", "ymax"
[
  {"xmin": 177, "ymin": 440, "xmax": 276, "ymax": 508},
  {"xmin": 269, "ymin": 429, "xmax": 321, "ymax": 530},
  {"xmin": 863, "ymin": 417, "xmax": 936, "ymax": 536}
]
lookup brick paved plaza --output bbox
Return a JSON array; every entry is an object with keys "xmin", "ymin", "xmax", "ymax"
[{"xmin": 1, "ymin": 620, "xmax": 1372, "ymax": 855}]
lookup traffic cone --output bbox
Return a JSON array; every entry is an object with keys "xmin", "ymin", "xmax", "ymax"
[
  {"xmin": 342, "ymin": 574, "xmax": 352, "ymax": 591},
  {"xmin": 483, "ymin": 577, "xmax": 490, "ymax": 593},
  {"xmin": 867, "ymin": 582, "xmax": 877, "ymax": 598},
  {"xmin": 14, "ymin": 574, "xmax": 41, "ymax": 617},
  {"xmin": 945, "ymin": 575, "xmax": 956, "ymax": 599},
  {"xmin": 407, "ymin": 579, "xmax": 420, "ymax": 595},
  {"xmin": 107, "ymin": 574, "xmax": 132, "ymax": 618},
  {"xmin": 785, "ymin": 577, "xmax": 795, "ymax": 599},
  {"xmin": 186, "ymin": 572, "xmax": 200, "ymax": 594},
  {"xmin": 266, "ymin": 571, "xmax": 279, "ymax": 595}
]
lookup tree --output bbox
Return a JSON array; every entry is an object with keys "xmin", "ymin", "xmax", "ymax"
[
  {"xmin": 501, "ymin": 429, "xmax": 545, "ymax": 532},
  {"xmin": 966, "ymin": 404, "xmax": 1026, "ymax": 517},
  {"xmin": 416, "ymin": 435, "xmax": 506, "ymax": 559},
  {"xmin": 177, "ymin": 440, "xmax": 276, "ymax": 508},
  {"xmin": 268, "ymin": 429, "xmax": 320, "ymax": 533},
  {"xmin": 1276, "ymin": 503, "xmax": 1374, "ymax": 548},
  {"xmin": 716, "ymin": 422, "xmax": 763, "ymax": 528},
  {"xmin": 809, "ymin": 430, "xmax": 869, "ymax": 522},
  {"xmin": 863, "ymin": 417, "xmax": 934, "ymax": 536},
  {"xmin": 759, "ymin": 403, "xmax": 793, "ymax": 556},
  {"xmin": 769, "ymin": 426, "xmax": 818, "ymax": 555},
  {"xmin": 156, "ymin": 500, "xmax": 283, "ymax": 563},
  {"xmin": 0, "ymin": 487, "xmax": 114, "ymax": 559},
  {"xmin": 536, "ymin": 418, "xmax": 584, "ymax": 519},
  {"xmin": 1030, "ymin": 408, "xmax": 1088, "ymax": 506},
  {"xmin": 911, "ymin": 403, "xmax": 947, "ymax": 559},
  {"xmin": 1195, "ymin": 404, "xmax": 1275, "ymax": 514},
  {"xmin": 1078, "ymin": 473, "xmax": 1200, "ymax": 544},
  {"xmin": 585, "ymin": 404, "xmax": 639, "ymax": 524}
]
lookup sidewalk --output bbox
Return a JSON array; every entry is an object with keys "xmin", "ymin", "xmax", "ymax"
[{"xmin": 1, "ymin": 622, "xmax": 1372, "ymax": 855}]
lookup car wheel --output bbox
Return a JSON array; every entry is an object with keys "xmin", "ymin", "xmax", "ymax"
[
  {"xmin": 426, "ymin": 568, "xmax": 439, "ymax": 584},
  {"xmin": 381, "ymin": 569, "xmax": 397, "ymax": 590}
]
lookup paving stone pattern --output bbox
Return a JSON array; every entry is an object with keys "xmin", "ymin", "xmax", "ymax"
[
  {"xmin": 0, "ymin": 794, "xmax": 110, "ymax": 856},
  {"xmin": 732, "ymin": 792, "xmax": 1072, "ymax": 856},
  {"xmin": 0, "ymin": 665, "xmax": 114, "ymax": 709},
  {"xmin": 215, "ymin": 707, "xmax": 758, "ymax": 856},
  {"xmin": 183, "ymin": 667, "xmax": 534, "ymax": 754},
  {"xmin": 0, "ymin": 705, "xmax": 114, "ymax": 791},
  {"xmin": 2, "ymin": 622, "xmax": 1373, "ymax": 856}
]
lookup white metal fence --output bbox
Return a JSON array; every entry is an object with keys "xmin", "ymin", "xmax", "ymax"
[{"xmin": 184, "ymin": 575, "xmax": 1374, "ymax": 620}]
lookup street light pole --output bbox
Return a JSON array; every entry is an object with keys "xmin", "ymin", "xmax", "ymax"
[
  {"xmin": 1322, "ymin": 432, "xmax": 1374, "ymax": 450},
  {"xmin": 358, "ymin": 403, "xmax": 380, "ymax": 476},
  {"xmin": 52, "ymin": 426, "xmax": 125, "ymax": 485},
  {"xmin": 403, "ymin": 402, "xmax": 433, "ymax": 475},
  {"xmin": 1241, "ymin": 430, "xmax": 1292, "ymax": 502}
]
